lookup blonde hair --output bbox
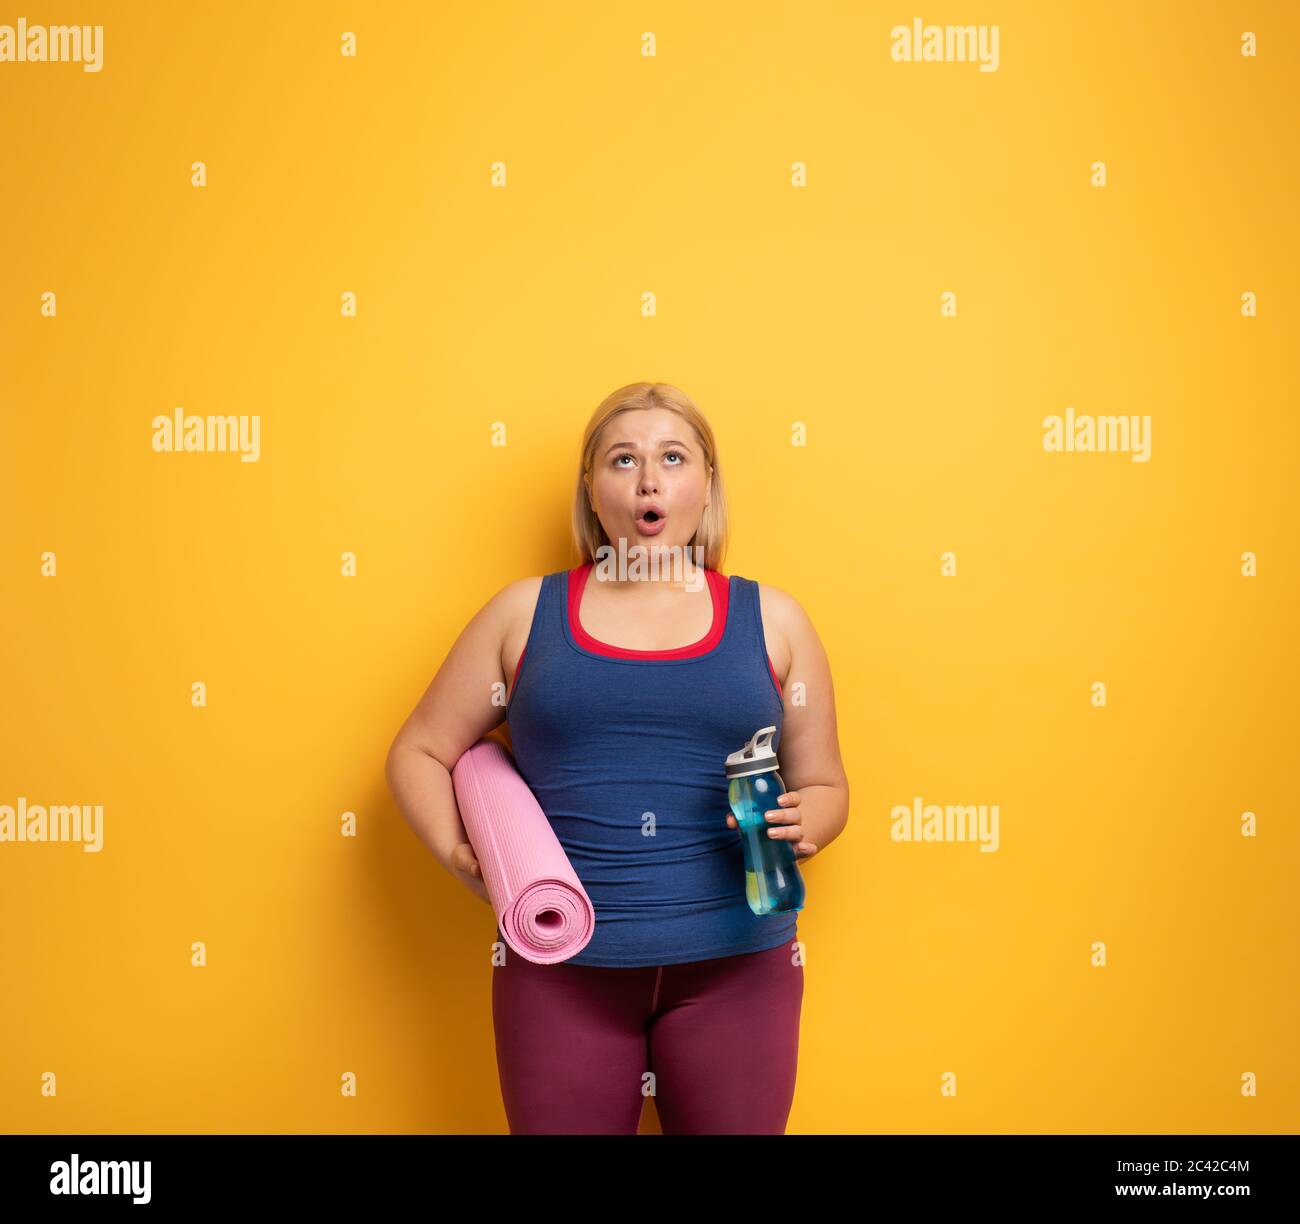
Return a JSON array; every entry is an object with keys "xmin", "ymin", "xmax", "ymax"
[{"xmin": 571, "ymin": 382, "xmax": 728, "ymax": 571}]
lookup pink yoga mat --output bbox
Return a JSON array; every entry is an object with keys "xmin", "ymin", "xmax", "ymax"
[{"xmin": 450, "ymin": 737, "xmax": 595, "ymax": 964}]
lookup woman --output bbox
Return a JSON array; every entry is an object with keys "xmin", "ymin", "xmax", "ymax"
[{"xmin": 385, "ymin": 381, "xmax": 850, "ymax": 1134}]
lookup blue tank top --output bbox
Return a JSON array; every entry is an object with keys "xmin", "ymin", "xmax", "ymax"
[{"xmin": 500, "ymin": 562, "xmax": 796, "ymax": 967}]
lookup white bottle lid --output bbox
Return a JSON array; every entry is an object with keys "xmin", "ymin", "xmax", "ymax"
[{"xmin": 725, "ymin": 725, "xmax": 780, "ymax": 779}]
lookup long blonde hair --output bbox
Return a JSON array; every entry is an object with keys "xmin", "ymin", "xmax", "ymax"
[{"xmin": 571, "ymin": 382, "xmax": 728, "ymax": 571}]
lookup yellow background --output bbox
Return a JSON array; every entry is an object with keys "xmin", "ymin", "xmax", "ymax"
[{"xmin": 1, "ymin": 1, "xmax": 1296, "ymax": 1134}]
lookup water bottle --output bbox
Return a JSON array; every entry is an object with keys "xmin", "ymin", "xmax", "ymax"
[{"xmin": 725, "ymin": 725, "xmax": 805, "ymax": 916}]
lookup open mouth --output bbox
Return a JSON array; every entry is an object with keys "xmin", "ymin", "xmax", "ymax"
[{"xmin": 634, "ymin": 506, "xmax": 667, "ymax": 535}]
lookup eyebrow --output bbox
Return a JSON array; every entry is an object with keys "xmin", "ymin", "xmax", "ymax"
[{"xmin": 603, "ymin": 439, "xmax": 692, "ymax": 456}]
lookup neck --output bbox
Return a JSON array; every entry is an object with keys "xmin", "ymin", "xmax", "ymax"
[{"xmin": 587, "ymin": 546, "xmax": 709, "ymax": 590}]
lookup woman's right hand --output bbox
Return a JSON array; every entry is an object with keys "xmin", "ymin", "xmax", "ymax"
[{"xmin": 449, "ymin": 842, "xmax": 491, "ymax": 905}]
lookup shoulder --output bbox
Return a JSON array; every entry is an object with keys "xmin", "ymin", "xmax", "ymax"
[
  {"xmin": 465, "ymin": 574, "xmax": 545, "ymax": 635},
  {"xmin": 753, "ymin": 580, "xmax": 808, "ymax": 627},
  {"xmin": 485, "ymin": 577, "xmax": 547, "ymax": 674},
  {"xmin": 753, "ymin": 581, "xmax": 818, "ymax": 651},
  {"xmin": 491, "ymin": 574, "xmax": 546, "ymax": 619}
]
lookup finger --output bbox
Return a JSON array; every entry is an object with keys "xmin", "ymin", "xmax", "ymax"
[
  {"xmin": 766, "ymin": 824, "xmax": 803, "ymax": 841},
  {"xmin": 765, "ymin": 808, "xmax": 800, "ymax": 824},
  {"xmin": 795, "ymin": 842, "xmax": 817, "ymax": 858},
  {"xmin": 776, "ymin": 791, "xmax": 801, "ymax": 807}
]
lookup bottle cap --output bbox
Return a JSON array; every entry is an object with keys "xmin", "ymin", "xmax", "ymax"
[{"xmin": 725, "ymin": 725, "xmax": 781, "ymax": 779}]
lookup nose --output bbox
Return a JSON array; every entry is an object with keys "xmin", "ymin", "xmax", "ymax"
[{"xmin": 638, "ymin": 473, "xmax": 659, "ymax": 495}]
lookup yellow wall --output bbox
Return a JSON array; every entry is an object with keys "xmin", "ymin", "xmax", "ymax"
[{"xmin": 1, "ymin": 1, "xmax": 1295, "ymax": 1133}]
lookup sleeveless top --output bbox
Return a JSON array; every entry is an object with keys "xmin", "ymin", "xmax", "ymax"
[{"xmin": 500, "ymin": 561, "xmax": 796, "ymax": 967}]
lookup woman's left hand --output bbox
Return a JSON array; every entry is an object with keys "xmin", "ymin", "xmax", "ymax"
[{"xmin": 725, "ymin": 790, "xmax": 818, "ymax": 859}]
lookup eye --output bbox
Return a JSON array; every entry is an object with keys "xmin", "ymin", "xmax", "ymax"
[
  {"xmin": 613, "ymin": 453, "xmax": 635, "ymax": 467},
  {"xmin": 664, "ymin": 451, "xmax": 684, "ymax": 464}
]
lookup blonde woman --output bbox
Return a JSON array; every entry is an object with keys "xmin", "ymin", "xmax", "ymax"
[{"xmin": 386, "ymin": 382, "xmax": 849, "ymax": 1134}]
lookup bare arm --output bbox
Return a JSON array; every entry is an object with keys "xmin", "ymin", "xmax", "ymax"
[
  {"xmin": 751, "ymin": 584, "xmax": 850, "ymax": 857},
  {"xmin": 384, "ymin": 577, "xmax": 537, "ymax": 902}
]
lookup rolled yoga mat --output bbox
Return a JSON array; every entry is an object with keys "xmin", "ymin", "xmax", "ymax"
[{"xmin": 450, "ymin": 736, "xmax": 595, "ymax": 964}]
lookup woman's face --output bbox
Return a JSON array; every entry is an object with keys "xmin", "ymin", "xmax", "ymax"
[{"xmin": 586, "ymin": 408, "xmax": 711, "ymax": 559}]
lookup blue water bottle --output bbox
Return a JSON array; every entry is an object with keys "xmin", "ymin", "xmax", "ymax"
[{"xmin": 725, "ymin": 725, "xmax": 806, "ymax": 916}]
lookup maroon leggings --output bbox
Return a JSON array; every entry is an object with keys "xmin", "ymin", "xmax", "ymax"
[{"xmin": 491, "ymin": 939, "xmax": 804, "ymax": 1134}]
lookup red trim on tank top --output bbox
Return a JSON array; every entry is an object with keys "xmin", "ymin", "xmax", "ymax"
[
  {"xmin": 568, "ymin": 561, "xmax": 729, "ymax": 659},
  {"xmin": 516, "ymin": 637, "xmax": 784, "ymax": 695},
  {"xmin": 507, "ymin": 566, "xmax": 787, "ymax": 697}
]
